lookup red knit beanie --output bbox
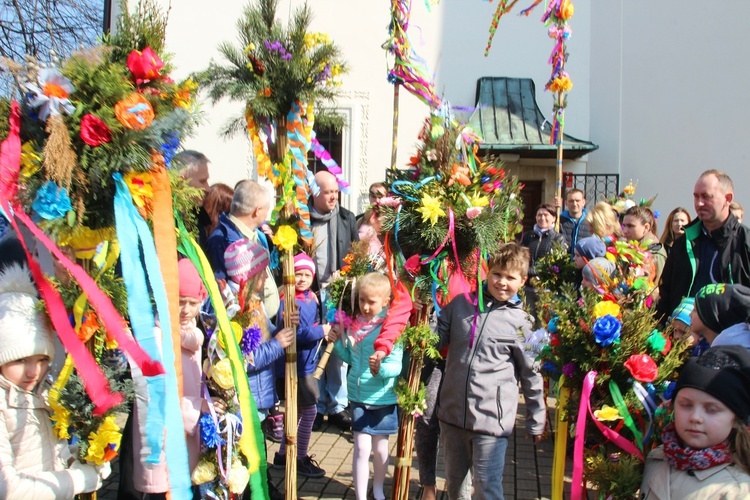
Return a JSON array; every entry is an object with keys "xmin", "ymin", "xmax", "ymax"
[{"xmin": 178, "ymin": 259, "xmax": 207, "ymax": 300}]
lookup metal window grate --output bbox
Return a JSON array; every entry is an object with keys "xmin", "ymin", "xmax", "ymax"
[{"xmin": 563, "ymin": 173, "xmax": 620, "ymax": 208}]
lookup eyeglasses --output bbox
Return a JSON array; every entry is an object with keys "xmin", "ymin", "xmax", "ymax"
[{"xmin": 369, "ymin": 191, "xmax": 386, "ymax": 199}]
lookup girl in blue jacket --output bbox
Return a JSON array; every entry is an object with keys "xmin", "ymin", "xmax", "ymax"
[{"xmin": 332, "ymin": 272, "xmax": 402, "ymax": 500}]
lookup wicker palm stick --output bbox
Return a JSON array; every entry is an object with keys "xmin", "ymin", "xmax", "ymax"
[
  {"xmin": 283, "ymin": 249, "xmax": 298, "ymax": 499},
  {"xmin": 312, "ymin": 342, "xmax": 334, "ymax": 380},
  {"xmin": 391, "ymin": 309, "xmax": 430, "ymax": 500},
  {"xmin": 554, "ymin": 90, "xmax": 564, "ymax": 231}
]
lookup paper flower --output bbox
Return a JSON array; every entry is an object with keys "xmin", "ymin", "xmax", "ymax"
[
  {"xmin": 31, "ymin": 181, "xmax": 72, "ymax": 220},
  {"xmin": 228, "ymin": 460, "xmax": 251, "ymax": 493},
  {"xmin": 240, "ymin": 325, "xmax": 262, "ymax": 356},
  {"xmin": 199, "ymin": 413, "xmax": 225, "ymax": 448},
  {"xmin": 594, "ymin": 405, "xmax": 622, "ymax": 422},
  {"xmin": 647, "ymin": 329, "xmax": 671, "ymax": 355},
  {"xmin": 84, "ymin": 415, "xmax": 122, "ymax": 465},
  {"xmin": 624, "ymin": 354, "xmax": 658, "ymax": 383},
  {"xmin": 334, "ymin": 310, "xmax": 352, "ymax": 329},
  {"xmin": 272, "ymin": 225, "xmax": 298, "ymax": 251},
  {"xmin": 593, "ymin": 300, "xmax": 620, "ymax": 319},
  {"xmin": 562, "ymin": 362, "xmax": 577, "ymax": 378},
  {"xmin": 466, "ymin": 207, "xmax": 483, "ymax": 220},
  {"xmin": 377, "ymin": 196, "xmax": 401, "ymax": 208},
  {"xmin": 468, "ymin": 193, "xmax": 490, "ymax": 208},
  {"xmin": 448, "ymin": 164, "xmax": 471, "ymax": 187},
  {"xmin": 51, "ymin": 404, "xmax": 71, "ymax": 440},
  {"xmin": 192, "ymin": 459, "xmax": 218, "ymax": 484},
  {"xmin": 123, "ymin": 171, "xmax": 153, "ymax": 210},
  {"xmin": 20, "ymin": 142, "xmax": 42, "ymax": 179},
  {"xmin": 404, "ymin": 254, "xmax": 423, "ymax": 276},
  {"xmin": 126, "ymin": 47, "xmax": 164, "ymax": 84},
  {"xmin": 593, "ymin": 315, "xmax": 621, "ymax": 347},
  {"xmin": 548, "ymin": 75, "xmax": 573, "ymax": 93},
  {"xmin": 210, "ymin": 358, "xmax": 235, "ymax": 390},
  {"xmin": 560, "ymin": 1, "xmax": 574, "ymax": 20},
  {"xmin": 25, "ymin": 68, "xmax": 75, "ymax": 120},
  {"xmin": 77, "ymin": 314, "xmax": 99, "ymax": 342},
  {"xmin": 417, "ymin": 194, "xmax": 446, "ymax": 226},
  {"xmin": 115, "ymin": 93, "xmax": 155, "ymax": 130},
  {"xmin": 79, "ymin": 114, "xmax": 112, "ymax": 147}
]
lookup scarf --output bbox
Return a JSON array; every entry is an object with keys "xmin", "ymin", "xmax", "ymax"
[
  {"xmin": 533, "ymin": 224, "xmax": 551, "ymax": 236},
  {"xmin": 311, "ymin": 205, "xmax": 339, "ymax": 283},
  {"xmin": 661, "ymin": 422, "xmax": 734, "ymax": 471},
  {"xmin": 347, "ymin": 312, "xmax": 386, "ymax": 346}
]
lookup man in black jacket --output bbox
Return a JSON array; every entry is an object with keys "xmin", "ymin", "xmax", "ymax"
[
  {"xmin": 657, "ymin": 170, "xmax": 750, "ymax": 322},
  {"xmin": 310, "ymin": 170, "xmax": 358, "ymax": 431}
]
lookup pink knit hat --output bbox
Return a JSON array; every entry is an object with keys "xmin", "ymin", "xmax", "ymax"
[
  {"xmin": 178, "ymin": 259, "xmax": 207, "ymax": 300},
  {"xmin": 224, "ymin": 238, "xmax": 269, "ymax": 284},
  {"xmin": 294, "ymin": 253, "xmax": 316, "ymax": 276}
]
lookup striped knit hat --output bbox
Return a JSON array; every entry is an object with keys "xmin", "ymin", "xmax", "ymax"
[
  {"xmin": 224, "ymin": 238, "xmax": 269, "ymax": 284},
  {"xmin": 294, "ymin": 253, "xmax": 316, "ymax": 276}
]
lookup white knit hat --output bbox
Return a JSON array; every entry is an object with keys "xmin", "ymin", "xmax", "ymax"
[{"xmin": 0, "ymin": 264, "xmax": 56, "ymax": 366}]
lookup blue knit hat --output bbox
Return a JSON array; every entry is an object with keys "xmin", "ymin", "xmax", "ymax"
[
  {"xmin": 671, "ymin": 296, "xmax": 695, "ymax": 326},
  {"xmin": 575, "ymin": 236, "xmax": 606, "ymax": 260}
]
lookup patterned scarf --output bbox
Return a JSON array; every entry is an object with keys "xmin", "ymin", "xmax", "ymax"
[
  {"xmin": 347, "ymin": 312, "xmax": 386, "ymax": 346},
  {"xmin": 661, "ymin": 422, "xmax": 734, "ymax": 471}
]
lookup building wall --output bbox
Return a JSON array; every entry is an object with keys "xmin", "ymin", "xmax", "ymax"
[{"xmin": 139, "ymin": 0, "xmax": 750, "ymax": 220}]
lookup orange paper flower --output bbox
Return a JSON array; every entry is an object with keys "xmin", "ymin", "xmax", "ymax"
[{"xmin": 115, "ymin": 93, "xmax": 154, "ymax": 130}]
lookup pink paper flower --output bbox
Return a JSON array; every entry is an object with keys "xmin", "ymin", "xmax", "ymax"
[{"xmin": 466, "ymin": 206, "xmax": 483, "ymax": 220}]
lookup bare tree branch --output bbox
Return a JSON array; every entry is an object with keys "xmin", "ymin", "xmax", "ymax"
[{"xmin": 0, "ymin": 0, "xmax": 104, "ymax": 95}]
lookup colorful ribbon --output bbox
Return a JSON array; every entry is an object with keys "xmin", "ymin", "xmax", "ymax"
[
  {"xmin": 285, "ymin": 100, "xmax": 314, "ymax": 245},
  {"xmin": 310, "ymin": 131, "xmax": 350, "ymax": 194},
  {"xmin": 384, "ymin": 0, "xmax": 441, "ymax": 107},
  {"xmin": 114, "ymin": 173, "xmax": 192, "ymax": 499},
  {"xmin": 176, "ymin": 217, "xmax": 269, "ymax": 499}
]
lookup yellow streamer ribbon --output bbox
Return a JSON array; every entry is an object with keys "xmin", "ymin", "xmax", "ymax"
[{"xmin": 551, "ymin": 380, "xmax": 569, "ymax": 500}]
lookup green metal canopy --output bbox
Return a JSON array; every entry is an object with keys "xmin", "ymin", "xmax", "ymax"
[{"xmin": 468, "ymin": 77, "xmax": 598, "ymax": 160}]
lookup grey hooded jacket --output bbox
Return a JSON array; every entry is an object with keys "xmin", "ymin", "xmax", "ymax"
[{"xmin": 436, "ymin": 293, "xmax": 546, "ymax": 437}]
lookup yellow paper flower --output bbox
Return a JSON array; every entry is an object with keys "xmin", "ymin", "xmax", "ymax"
[
  {"xmin": 417, "ymin": 194, "xmax": 446, "ymax": 226},
  {"xmin": 192, "ymin": 460, "xmax": 218, "ymax": 484},
  {"xmin": 594, "ymin": 405, "xmax": 622, "ymax": 422},
  {"xmin": 59, "ymin": 226, "xmax": 115, "ymax": 260},
  {"xmin": 218, "ymin": 321, "xmax": 244, "ymax": 350},
  {"xmin": 124, "ymin": 171, "xmax": 153, "ymax": 209},
  {"xmin": 561, "ymin": 1, "xmax": 574, "ymax": 20},
  {"xmin": 84, "ymin": 415, "xmax": 122, "ymax": 465},
  {"xmin": 51, "ymin": 405, "xmax": 71, "ymax": 440},
  {"xmin": 211, "ymin": 358, "xmax": 235, "ymax": 390},
  {"xmin": 227, "ymin": 460, "xmax": 251, "ymax": 493},
  {"xmin": 469, "ymin": 193, "xmax": 490, "ymax": 208},
  {"xmin": 272, "ymin": 225, "xmax": 298, "ymax": 251},
  {"xmin": 20, "ymin": 142, "xmax": 42, "ymax": 179},
  {"xmin": 623, "ymin": 181, "xmax": 636, "ymax": 196},
  {"xmin": 593, "ymin": 301, "xmax": 620, "ymax": 318},
  {"xmin": 550, "ymin": 76, "xmax": 573, "ymax": 93}
]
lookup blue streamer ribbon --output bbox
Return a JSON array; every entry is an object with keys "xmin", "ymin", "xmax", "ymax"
[{"xmin": 113, "ymin": 174, "xmax": 192, "ymax": 498}]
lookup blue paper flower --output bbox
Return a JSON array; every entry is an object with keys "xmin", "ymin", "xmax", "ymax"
[
  {"xmin": 241, "ymin": 325, "xmax": 262, "ymax": 356},
  {"xmin": 547, "ymin": 316, "xmax": 559, "ymax": 333},
  {"xmin": 542, "ymin": 361, "xmax": 560, "ymax": 377},
  {"xmin": 160, "ymin": 132, "xmax": 181, "ymax": 168},
  {"xmin": 593, "ymin": 314, "xmax": 621, "ymax": 347},
  {"xmin": 32, "ymin": 181, "xmax": 72, "ymax": 220},
  {"xmin": 199, "ymin": 413, "xmax": 225, "ymax": 448}
]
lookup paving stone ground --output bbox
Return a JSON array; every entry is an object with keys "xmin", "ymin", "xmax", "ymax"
[{"xmin": 101, "ymin": 396, "xmax": 558, "ymax": 499}]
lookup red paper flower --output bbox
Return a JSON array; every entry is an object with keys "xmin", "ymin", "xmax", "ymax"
[
  {"xmin": 404, "ymin": 254, "xmax": 422, "ymax": 276},
  {"xmin": 624, "ymin": 354, "xmax": 658, "ymax": 383},
  {"xmin": 126, "ymin": 47, "xmax": 164, "ymax": 84},
  {"xmin": 79, "ymin": 114, "xmax": 112, "ymax": 147}
]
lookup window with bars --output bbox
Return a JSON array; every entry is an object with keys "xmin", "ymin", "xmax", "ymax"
[{"xmin": 307, "ymin": 125, "xmax": 343, "ymax": 174}]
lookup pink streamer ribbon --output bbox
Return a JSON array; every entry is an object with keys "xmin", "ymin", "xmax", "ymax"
[
  {"xmin": 572, "ymin": 371, "xmax": 644, "ymax": 498},
  {"xmin": 420, "ymin": 208, "xmax": 455, "ymax": 265}
]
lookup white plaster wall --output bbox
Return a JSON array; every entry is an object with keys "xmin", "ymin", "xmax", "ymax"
[{"xmin": 589, "ymin": 0, "xmax": 750, "ymax": 219}]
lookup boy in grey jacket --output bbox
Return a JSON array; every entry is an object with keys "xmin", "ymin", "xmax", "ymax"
[{"xmin": 436, "ymin": 243, "xmax": 546, "ymax": 500}]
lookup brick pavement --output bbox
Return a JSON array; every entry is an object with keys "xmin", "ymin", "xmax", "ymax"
[{"xmin": 101, "ymin": 398, "xmax": 555, "ymax": 499}]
